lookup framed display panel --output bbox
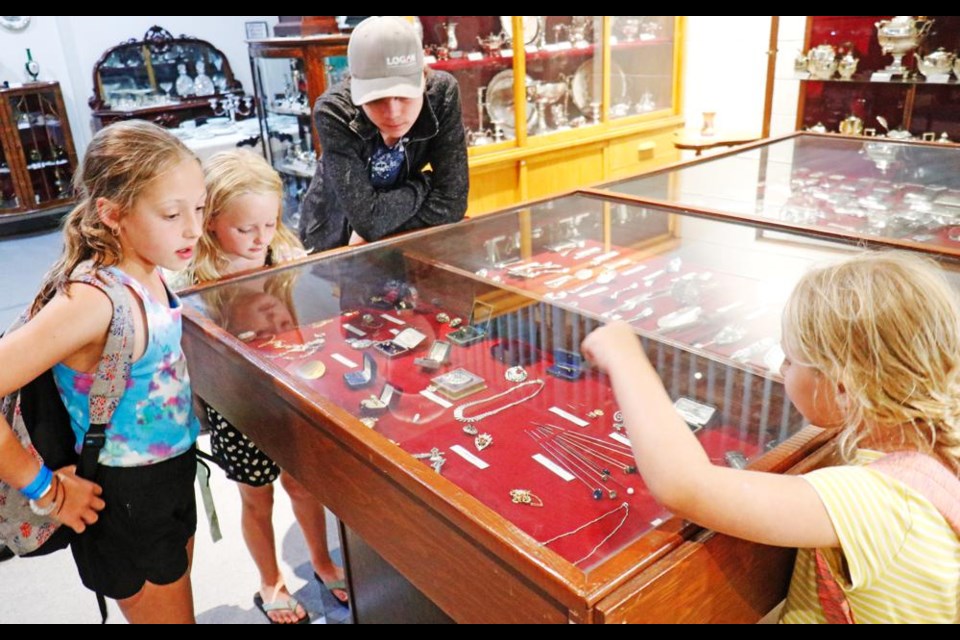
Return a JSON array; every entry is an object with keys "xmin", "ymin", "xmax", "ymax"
[
  {"xmin": 179, "ymin": 192, "xmax": 859, "ymax": 623},
  {"xmin": 589, "ymin": 132, "xmax": 960, "ymax": 259}
]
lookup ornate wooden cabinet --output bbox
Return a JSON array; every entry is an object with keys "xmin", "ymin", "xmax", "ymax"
[
  {"xmin": 0, "ymin": 81, "xmax": 79, "ymax": 230},
  {"xmin": 89, "ymin": 25, "xmax": 249, "ymax": 130}
]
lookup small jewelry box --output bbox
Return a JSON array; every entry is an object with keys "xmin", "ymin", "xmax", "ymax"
[
  {"xmin": 448, "ymin": 300, "xmax": 494, "ymax": 347},
  {"xmin": 414, "ymin": 340, "xmax": 451, "ymax": 370},
  {"xmin": 431, "ymin": 368, "xmax": 486, "ymax": 400},
  {"xmin": 343, "ymin": 353, "xmax": 377, "ymax": 389},
  {"xmin": 546, "ymin": 349, "xmax": 584, "ymax": 381}
]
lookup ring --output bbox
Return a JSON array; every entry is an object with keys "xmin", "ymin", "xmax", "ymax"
[{"xmin": 505, "ymin": 366, "xmax": 528, "ymax": 383}]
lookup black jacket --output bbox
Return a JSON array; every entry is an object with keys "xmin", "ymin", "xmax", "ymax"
[{"xmin": 299, "ymin": 70, "xmax": 469, "ymax": 253}]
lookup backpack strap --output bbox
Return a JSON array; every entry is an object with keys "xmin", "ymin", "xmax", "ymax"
[
  {"xmin": 815, "ymin": 451, "xmax": 960, "ymax": 623},
  {"xmin": 68, "ymin": 267, "xmax": 136, "ymax": 625},
  {"xmin": 68, "ymin": 268, "xmax": 135, "ymax": 477}
]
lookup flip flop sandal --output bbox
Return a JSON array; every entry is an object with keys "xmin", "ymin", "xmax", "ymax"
[
  {"xmin": 314, "ymin": 572, "xmax": 350, "ymax": 607},
  {"xmin": 253, "ymin": 588, "xmax": 310, "ymax": 624}
]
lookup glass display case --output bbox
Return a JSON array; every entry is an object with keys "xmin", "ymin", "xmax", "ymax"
[
  {"xmin": 0, "ymin": 81, "xmax": 79, "ymax": 224},
  {"xmin": 591, "ymin": 132, "xmax": 960, "ymax": 259},
  {"xmin": 794, "ymin": 16, "xmax": 960, "ymax": 141},
  {"xmin": 247, "ymin": 34, "xmax": 350, "ymax": 228},
  {"xmin": 89, "ymin": 26, "xmax": 249, "ymax": 130},
  {"xmin": 246, "ymin": 17, "xmax": 685, "ymax": 219},
  {"xmin": 180, "ymin": 185, "xmax": 864, "ymax": 622}
]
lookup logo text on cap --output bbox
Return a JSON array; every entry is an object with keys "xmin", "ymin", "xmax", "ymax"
[{"xmin": 386, "ymin": 54, "xmax": 416, "ymax": 67}]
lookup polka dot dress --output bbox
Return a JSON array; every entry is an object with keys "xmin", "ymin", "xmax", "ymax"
[{"xmin": 204, "ymin": 402, "xmax": 280, "ymax": 487}]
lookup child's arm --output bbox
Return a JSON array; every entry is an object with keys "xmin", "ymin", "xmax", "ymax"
[
  {"xmin": 581, "ymin": 321, "xmax": 839, "ymax": 549},
  {"xmin": 0, "ymin": 284, "xmax": 111, "ymax": 532}
]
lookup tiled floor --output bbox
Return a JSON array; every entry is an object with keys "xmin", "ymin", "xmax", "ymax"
[{"xmin": 0, "ymin": 229, "xmax": 348, "ymax": 624}]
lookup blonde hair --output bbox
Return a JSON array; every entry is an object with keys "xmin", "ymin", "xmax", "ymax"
[
  {"xmin": 782, "ymin": 251, "xmax": 960, "ymax": 473},
  {"xmin": 32, "ymin": 120, "xmax": 196, "ymax": 314},
  {"xmin": 200, "ymin": 269, "xmax": 300, "ymax": 333},
  {"xmin": 192, "ymin": 149, "xmax": 303, "ymax": 284}
]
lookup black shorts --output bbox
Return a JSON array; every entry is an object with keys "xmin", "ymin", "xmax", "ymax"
[
  {"xmin": 72, "ymin": 447, "xmax": 198, "ymax": 600},
  {"xmin": 205, "ymin": 402, "xmax": 280, "ymax": 487}
]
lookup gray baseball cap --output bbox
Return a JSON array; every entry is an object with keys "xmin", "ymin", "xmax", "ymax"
[{"xmin": 349, "ymin": 16, "xmax": 425, "ymax": 106}]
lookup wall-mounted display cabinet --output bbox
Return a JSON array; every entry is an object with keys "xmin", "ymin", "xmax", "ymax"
[
  {"xmin": 0, "ymin": 81, "xmax": 79, "ymax": 227},
  {"xmin": 795, "ymin": 16, "xmax": 960, "ymax": 141},
  {"xmin": 246, "ymin": 17, "xmax": 685, "ymax": 221}
]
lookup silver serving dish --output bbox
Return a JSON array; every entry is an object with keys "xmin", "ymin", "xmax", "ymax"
[
  {"xmin": 875, "ymin": 16, "xmax": 933, "ymax": 74},
  {"xmin": 485, "ymin": 69, "xmax": 537, "ymax": 137},
  {"xmin": 571, "ymin": 59, "xmax": 626, "ymax": 114},
  {"xmin": 918, "ymin": 48, "xmax": 956, "ymax": 78},
  {"xmin": 500, "ymin": 16, "xmax": 539, "ymax": 45}
]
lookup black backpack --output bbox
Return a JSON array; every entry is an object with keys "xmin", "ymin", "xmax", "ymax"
[{"xmin": 0, "ymin": 268, "xmax": 133, "ymax": 556}]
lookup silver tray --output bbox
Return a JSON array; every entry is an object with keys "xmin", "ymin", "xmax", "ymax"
[
  {"xmin": 485, "ymin": 69, "xmax": 537, "ymax": 136},
  {"xmin": 571, "ymin": 59, "xmax": 627, "ymax": 114},
  {"xmin": 500, "ymin": 16, "xmax": 539, "ymax": 45}
]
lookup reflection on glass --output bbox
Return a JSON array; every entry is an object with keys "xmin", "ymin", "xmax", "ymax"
[
  {"xmin": 184, "ymin": 195, "xmax": 822, "ymax": 570},
  {"xmin": 600, "ymin": 134, "xmax": 960, "ymax": 251},
  {"xmin": 610, "ymin": 16, "xmax": 675, "ymax": 120}
]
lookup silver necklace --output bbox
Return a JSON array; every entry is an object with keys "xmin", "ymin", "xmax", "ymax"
[
  {"xmin": 453, "ymin": 379, "xmax": 545, "ymax": 423},
  {"xmin": 540, "ymin": 502, "xmax": 630, "ymax": 566}
]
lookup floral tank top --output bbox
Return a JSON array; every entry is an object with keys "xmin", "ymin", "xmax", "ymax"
[{"xmin": 53, "ymin": 267, "xmax": 199, "ymax": 467}]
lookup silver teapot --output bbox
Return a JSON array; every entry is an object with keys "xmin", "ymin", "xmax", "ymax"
[
  {"xmin": 876, "ymin": 16, "xmax": 933, "ymax": 74},
  {"xmin": 917, "ymin": 47, "xmax": 956, "ymax": 78},
  {"xmin": 839, "ymin": 115, "xmax": 864, "ymax": 136},
  {"xmin": 837, "ymin": 52, "xmax": 859, "ymax": 80},
  {"xmin": 806, "ymin": 44, "xmax": 838, "ymax": 80},
  {"xmin": 477, "ymin": 32, "xmax": 508, "ymax": 57}
]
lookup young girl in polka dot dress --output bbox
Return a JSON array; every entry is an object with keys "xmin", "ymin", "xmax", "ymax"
[{"xmin": 186, "ymin": 149, "xmax": 348, "ymax": 623}]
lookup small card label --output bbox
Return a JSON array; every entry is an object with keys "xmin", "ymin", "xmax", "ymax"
[
  {"xmin": 673, "ymin": 397, "xmax": 716, "ymax": 427},
  {"xmin": 451, "ymin": 444, "xmax": 489, "ymax": 469},
  {"xmin": 330, "ymin": 353, "xmax": 358, "ymax": 369},
  {"xmin": 555, "ymin": 41, "xmax": 573, "ymax": 51},
  {"xmin": 610, "ymin": 432, "xmax": 632, "ymax": 447},
  {"xmin": 343, "ymin": 323, "xmax": 366, "ymax": 337},
  {"xmin": 924, "ymin": 73, "xmax": 951, "ymax": 84},
  {"xmin": 381, "ymin": 313, "xmax": 405, "ymax": 325},
  {"xmin": 525, "ymin": 45, "xmax": 539, "ymax": 54},
  {"xmin": 533, "ymin": 453, "xmax": 575, "ymax": 481},
  {"xmin": 549, "ymin": 406, "xmax": 590, "ymax": 427},
  {"xmin": 419, "ymin": 388, "xmax": 453, "ymax": 409},
  {"xmin": 467, "ymin": 52, "xmax": 484, "ymax": 62},
  {"xmin": 870, "ymin": 71, "xmax": 893, "ymax": 82},
  {"xmin": 500, "ymin": 49, "xmax": 513, "ymax": 58},
  {"xmin": 424, "ymin": 55, "xmax": 438, "ymax": 65}
]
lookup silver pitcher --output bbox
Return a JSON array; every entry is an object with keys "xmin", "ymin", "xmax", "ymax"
[{"xmin": 876, "ymin": 16, "xmax": 933, "ymax": 74}]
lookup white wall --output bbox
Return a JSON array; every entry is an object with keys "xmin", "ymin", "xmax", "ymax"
[
  {"xmin": 682, "ymin": 16, "xmax": 772, "ymax": 137},
  {"xmin": 0, "ymin": 16, "xmax": 275, "ymax": 151}
]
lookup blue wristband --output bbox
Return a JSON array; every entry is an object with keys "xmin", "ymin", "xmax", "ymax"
[{"xmin": 20, "ymin": 465, "xmax": 53, "ymax": 501}]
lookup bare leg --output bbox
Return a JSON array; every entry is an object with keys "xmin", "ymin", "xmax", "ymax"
[
  {"xmin": 239, "ymin": 483, "xmax": 306, "ymax": 623},
  {"xmin": 280, "ymin": 472, "xmax": 348, "ymax": 604},
  {"xmin": 117, "ymin": 538, "xmax": 196, "ymax": 623}
]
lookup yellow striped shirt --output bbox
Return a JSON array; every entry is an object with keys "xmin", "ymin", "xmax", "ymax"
[{"xmin": 780, "ymin": 450, "xmax": 960, "ymax": 623}]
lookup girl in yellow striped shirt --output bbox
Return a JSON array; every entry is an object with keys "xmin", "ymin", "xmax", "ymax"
[{"xmin": 583, "ymin": 251, "xmax": 960, "ymax": 623}]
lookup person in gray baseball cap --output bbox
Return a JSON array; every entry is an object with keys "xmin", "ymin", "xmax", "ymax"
[{"xmin": 299, "ymin": 16, "xmax": 469, "ymax": 253}]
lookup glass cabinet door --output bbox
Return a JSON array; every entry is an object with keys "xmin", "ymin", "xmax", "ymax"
[
  {"xmin": 419, "ymin": 16, "xmax": 517, "ymax": 148},
  {"xmin": 8, "ymin": 90, "xmax": 73, "ymax": 208},
  {"xmin": 0, "ymin": 141, "xmax": 15, "ymax": 212},
  {"xmin": 609, "ymin": 16, "xmax": 677, "ymax": 120},
  {"xmin": 524, "ymin": 16, "xmax": 603, "ymax": 137},
  {"xmin": 252, "ymin": 54, "xmax": 315, "ymax": 228}
]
